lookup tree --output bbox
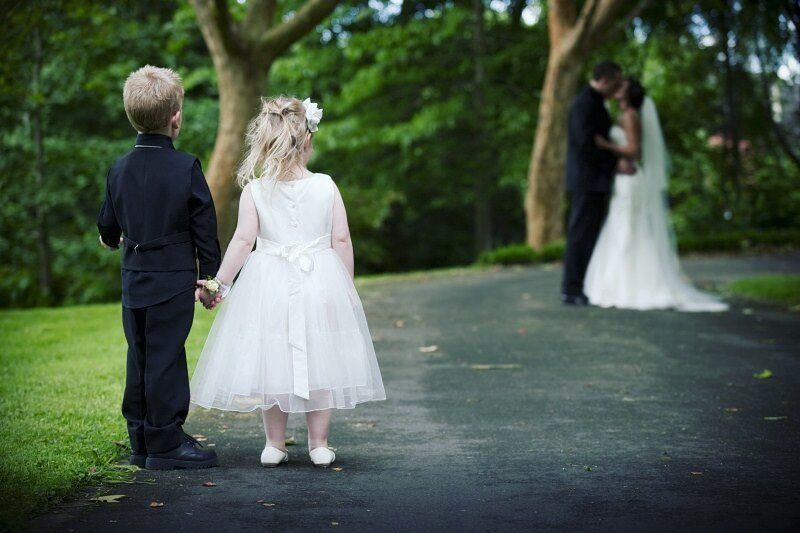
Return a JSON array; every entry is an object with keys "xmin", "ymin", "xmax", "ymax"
[
  {"xmin": 523, "ymin": 0, "xmax": 647, "ymax": 249},
  {"xmin": 190, "ymin": 0, "xmax": 340, "ymax": 241}
]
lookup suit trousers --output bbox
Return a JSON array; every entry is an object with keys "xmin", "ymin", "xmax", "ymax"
[
  {"xmin": 562, "ymin": 191, "xmax": 609, "ymax": 297},
  {"xmin": 121, "ymin": 288, "xmax": 194, "ymax": 454}
]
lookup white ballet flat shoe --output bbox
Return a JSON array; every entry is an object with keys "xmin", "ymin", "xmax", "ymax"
[
  {"xmin": 309, "ymin": 447, "xmax": 336, "ymax": 468},
  {"xmin": 260, "ymin": 446, "xmax": 289, "ymax": 467}
]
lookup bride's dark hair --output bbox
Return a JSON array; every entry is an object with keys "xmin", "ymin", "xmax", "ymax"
[{"xmin": 625, "ymin": 78, "xmax": 646, "ymax": 109}]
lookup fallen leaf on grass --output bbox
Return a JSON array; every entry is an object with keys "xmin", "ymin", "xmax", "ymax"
[
  {"xmin": 149, "ymin": 502, "xmax": 164, "ymax": 508},
  {"xmin": 191, "ymin": 434, "xmax": 208, "ymax": 442},
  {"xmin": 393, "ymin": 320, "xmax": 405, "ymax": 328},
  {"xmin": 418, "ymin": 345, "xmax": 438, "ymax": 353},
  {"xmin": 764, "ymin": 416, "xmax": 788, "ymax": 421},
  {"xmin": 285, "ymin": 436, "xmax": 297, "ymax": 446},
  {"xmin": 261, "ymin": 502, "xmax": 276, "ymax": 507},
  {"xmin": 91, "ymin": 494, "xmax": 126, "ymax": 503},
  {"xmin": 469, "ymin": 364, "xmax": 521, "ymax": 370},
  {"xmin": 753, "ymin": 369, "xmax": 773, "ymax": 379},
  {"xmin": 203, "ymin": 482, "xmax": 217, "ymax": 487},
  {"xmin": 332, "ymin": 467, "xmax": 343, "ymax": 472}
]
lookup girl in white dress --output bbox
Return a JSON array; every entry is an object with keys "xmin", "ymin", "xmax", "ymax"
[
  {"xmin": 190, "ymin": 96, "xmax": 386, "ymax": 468},
  {"xmin": 584, "ymin": 79, "xmax": 728, "ymax": 312}
]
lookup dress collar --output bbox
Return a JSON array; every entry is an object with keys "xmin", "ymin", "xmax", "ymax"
[{"xmin": 134, "ymin": 133, "xmax": 175, "ymax": 150}]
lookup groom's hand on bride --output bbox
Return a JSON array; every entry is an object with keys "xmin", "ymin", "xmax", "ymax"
[{"xmin": 617, "ymin": 159, "xmax": 636, "ymax": 175}]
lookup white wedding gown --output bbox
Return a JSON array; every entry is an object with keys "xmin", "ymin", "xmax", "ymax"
[
  {"xmin": 190, "ymin": 173, "xmax": 386, "ymax": 412},
  {"xmin": 584, "ymin": 99, "xmax": 728, "ymax": 312}
]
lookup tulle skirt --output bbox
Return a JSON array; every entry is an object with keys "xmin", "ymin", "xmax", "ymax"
[
  {"xmin": 190, "ymin": 249, "xmax": 386, "ymax": 413},
  {"xmin": 585, "ymin": 174, "xmax": 728, "ymax": 312}
]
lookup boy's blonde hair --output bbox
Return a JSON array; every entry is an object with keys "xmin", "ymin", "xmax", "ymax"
[
  {"xmin": 123, "ymin": 65, "xmax": 184, "ymax": 133},
  {"xmin": 237, "ymin": 96, "xmax": 312, "ymax": 186}
]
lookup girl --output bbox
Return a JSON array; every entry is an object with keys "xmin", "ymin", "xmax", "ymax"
[{"xmin": 190, "ymin": 96, "xmax": 386, "ymax": 467}]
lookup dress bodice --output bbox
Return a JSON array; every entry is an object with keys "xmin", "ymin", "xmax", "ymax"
[
  {"xmin": 610, "ymin": 124, "xmax": 627, "ymax": 146},
  {"xmin": 251, "ymin": 173, "xmax": 335, "ymax": 244}
]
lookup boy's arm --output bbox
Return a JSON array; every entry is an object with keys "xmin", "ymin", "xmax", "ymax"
[
  {"xmin": 97, "ymin": 171, "xmax": 121, "ymax": 249},
  {"xmin": 189, "ymin": 160, "xmax": 222, "ymax": 279}
]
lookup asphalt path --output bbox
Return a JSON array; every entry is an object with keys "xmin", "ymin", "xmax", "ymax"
[{"xmin": 33, "ymin": 252, "xmax": 800, "ymax": 532}]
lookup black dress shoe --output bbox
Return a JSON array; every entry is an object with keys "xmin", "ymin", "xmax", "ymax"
[
  {"xmin": 130, "ymin": 453, "xmax": 147, "ymax": 468},
  {"xmin": 145, "ymin": 434, "xmax": 219, "ymax": 470},
  {"xmin": 561, "ymin": 293, "xmax": 590, "ymax": 306}
]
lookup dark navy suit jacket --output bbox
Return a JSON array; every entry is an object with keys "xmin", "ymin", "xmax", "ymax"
[
  {"xmin": 97, "ymin": 133, "xmax": 221, "ymax": 308},
  {"xmin": 566, "ymin": 85, "xmax": 618, "ymax": 193}
]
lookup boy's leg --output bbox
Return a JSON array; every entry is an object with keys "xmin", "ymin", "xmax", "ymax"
[
  {"xmin": 121, "ymin": 306, "xmax": 148, "ymax": 455},
  {"xmin": 142, "ymin": 289, "xmax": 195, "ymax": 453}
]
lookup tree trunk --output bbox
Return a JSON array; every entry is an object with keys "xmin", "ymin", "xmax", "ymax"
[
  {"xmin": 472, "ymin": 0, "xmax": 492, "ymax": 253},
  {"xmin": 205, "ymin": 59, "xmax": 267, "ymax": 243},
  {"xmin": 525, "ymin": 54, "xmax": 583, "ymax": 248},
  {"xmin": 31, "ymin": 26, "xmax": 53, "ymax": 302}
]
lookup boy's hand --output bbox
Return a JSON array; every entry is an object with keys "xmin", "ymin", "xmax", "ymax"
[{"xmin": 98, "ymin": 235, "xmax": 122, "ymax": 250}]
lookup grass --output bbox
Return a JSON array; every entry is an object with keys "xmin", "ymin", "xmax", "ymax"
[
  {"xmin": 0, "ymin": 303, "xmax": 215, "ymax": 529},
  {"xmin": 727, "ymin": 274, "xmax": 800, "ymax": 309}
]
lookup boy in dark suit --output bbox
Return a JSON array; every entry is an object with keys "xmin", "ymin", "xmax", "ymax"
[
  {"xmin": 98, "ymin": 65, "xmax": 220, "ymax": 469},
  {"xmin": 561, "ymin": 60, "xmax": 631, "ymax": 305}
]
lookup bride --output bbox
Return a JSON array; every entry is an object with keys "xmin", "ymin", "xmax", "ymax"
[{"xmin": 584, "ymin": 78, "xmax": 728, "ymax": 312}]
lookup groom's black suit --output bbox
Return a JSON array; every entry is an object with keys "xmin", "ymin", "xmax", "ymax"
[
  {"xmin": 562, "ymin": 85, "xmax": 618, "ymax": 298},
  {"xmin": 98, "ymin": 133, "xmax": 220, "ymax": 454}
]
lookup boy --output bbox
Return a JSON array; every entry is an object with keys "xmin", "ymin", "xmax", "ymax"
[{"xmin": 98, "ymin": 65, "xmax": 220, "ymax": 469}]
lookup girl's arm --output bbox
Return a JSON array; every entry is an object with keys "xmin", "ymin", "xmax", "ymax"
[
  {"xmin": 331, "ymin": 183, "xmax": 354, "ymax": 280},
  {"xmin": 594, "ymin": 110, "xmax": 642, "ymax": 160},
  {"xmin": 215, "ymin": 183, "xmax": 259, "ymax": 287}
]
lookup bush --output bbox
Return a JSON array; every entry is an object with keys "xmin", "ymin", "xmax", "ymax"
[
  {"xmin": 477, "ymin": 240, "xmax": 565, "ymax": 266},
  {"xmin": 478, "ymin": 229, "xmax": 800, "ymax": 267}
]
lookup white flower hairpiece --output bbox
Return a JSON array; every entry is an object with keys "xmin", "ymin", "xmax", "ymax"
[{"xmin": 302, "ymin": 98, "xmax": 323, "ymax": 133}]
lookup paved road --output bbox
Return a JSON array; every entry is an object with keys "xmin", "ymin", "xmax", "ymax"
[{"xmin": 34, "ymin": 253, "xmax": 800, "ymax": 532}]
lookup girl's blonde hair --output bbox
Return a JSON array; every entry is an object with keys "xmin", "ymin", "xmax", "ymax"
[{"xmin": 237, "ymin": 96, "xmax": 312, "ymax": 186}]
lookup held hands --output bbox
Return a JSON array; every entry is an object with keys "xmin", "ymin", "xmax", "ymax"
[{"xmin": 195, "ymin": 279, "xmax": 227, "ymax": 310}]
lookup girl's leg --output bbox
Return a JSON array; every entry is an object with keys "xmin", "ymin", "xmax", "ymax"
[
  {"xmin": 306, "ymin": 409, "xmax": 333, "ymax": 450},
  {"xmin": 262, "ymin": 406, "xmax": 289, "ymax": 450}
]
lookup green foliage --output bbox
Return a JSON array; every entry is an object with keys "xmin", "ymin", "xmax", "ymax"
[
  {"xmin": 727, "ymin": 275, "xmax": 800, "ymax": 308},
  {"xmin": 0, "ymin": 302, "xmax": 215, "ymax": 527},
  {"xmin": 477, "ymin": 240, "xmax": 565, "ymax": 266},
  {"xmin": 1, "ymin": 0, "xmax": 797, "ymax": 308}
]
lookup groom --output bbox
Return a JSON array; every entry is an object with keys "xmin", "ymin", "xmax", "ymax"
[{"xmin": 561, "ymin": 60, "xmax": 630, "ymax": 305}]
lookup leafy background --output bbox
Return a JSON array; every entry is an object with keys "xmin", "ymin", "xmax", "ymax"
[{"xmin": 1, "ymin": 0, "xmax": 798, "ymax": 307}]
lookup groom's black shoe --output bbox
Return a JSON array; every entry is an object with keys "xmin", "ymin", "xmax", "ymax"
[
  {"xmin": 145, "ymin": 434, "xmax": 219, "ymax": 470},
  {"xmin": 561, "ymin": 293, "xmax": 590, "ymax": 306},
  {"xmin": 129, "ymin": 453, "xmax": 147, "ymax": 469}
]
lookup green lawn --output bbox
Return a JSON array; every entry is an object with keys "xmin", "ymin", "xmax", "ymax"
[
  {"xmin": 0, "ymin": 303, "xmax": 215, "ymax": 528},
  {"xmin": 727, "ymin": 274, "xmax": 800, "ymax": 309}
]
